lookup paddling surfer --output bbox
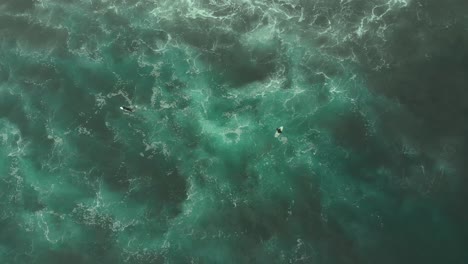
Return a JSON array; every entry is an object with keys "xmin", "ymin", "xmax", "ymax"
[
  {"xmin": 120, "ymin": 106, "xmax": 134, "ymax": 112},
  {"xmin": 275, "ymin": 126, "xmax": 283, "ymax": 137}
]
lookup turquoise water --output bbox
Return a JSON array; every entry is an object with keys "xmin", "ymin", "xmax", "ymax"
[{"xmin": 1, "ymin": 0, "xmax": 468, "ymax": 263}]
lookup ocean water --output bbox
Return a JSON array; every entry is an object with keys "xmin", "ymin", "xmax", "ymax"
[{"xmin": 1, "ymin": 0, "xmax": 468, "ymax": 263}]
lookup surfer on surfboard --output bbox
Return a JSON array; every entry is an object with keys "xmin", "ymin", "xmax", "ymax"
[
  {"xmin": 120, "ymin": 106, "xmax": 134, "ymax": 112},
  {"xmin": 275, "ymin": 126, "xmax": 283, "ymax": 137}
]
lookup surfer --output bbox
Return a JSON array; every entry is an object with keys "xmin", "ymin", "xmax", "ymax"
[
  {"xmin": 275, "ymin": 126, "xmax": 283, "ymax": 137},
  {"xmin": 120, "ymin": 106, "xmax": 134, "ymax": 112}
]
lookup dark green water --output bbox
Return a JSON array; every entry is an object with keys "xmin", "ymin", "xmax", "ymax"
[{"xmin": 1, "ymin": 0, "xmax": 468, "ymax": 263}]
